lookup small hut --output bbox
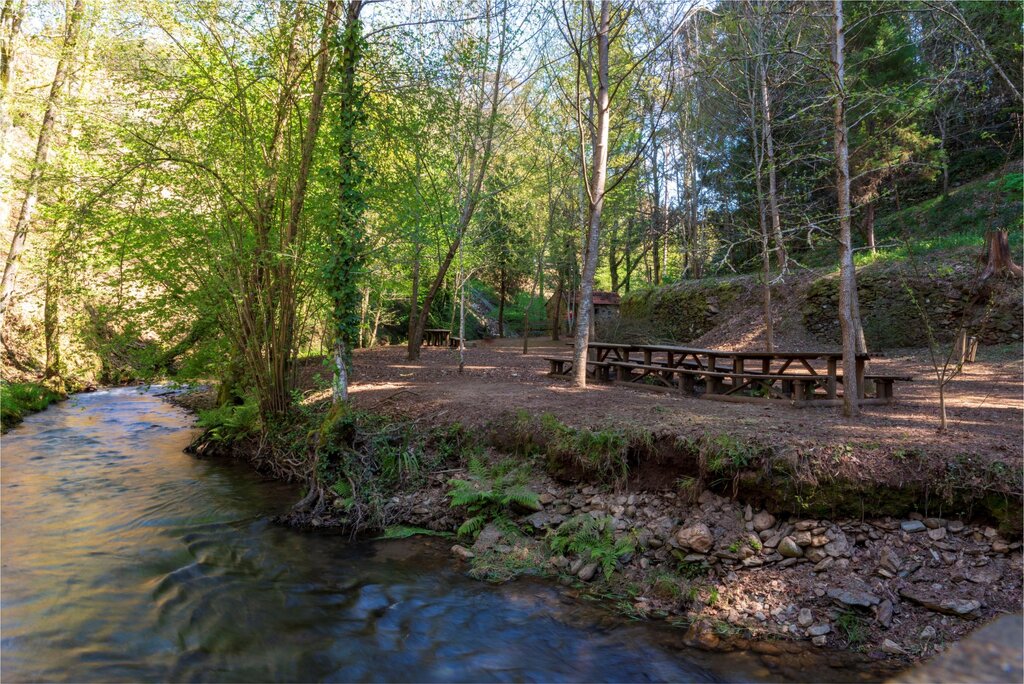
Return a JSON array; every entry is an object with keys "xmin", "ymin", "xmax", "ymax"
[{"xmin": 545, "ymin": 290, "xmax": 620, "ymax": 337}]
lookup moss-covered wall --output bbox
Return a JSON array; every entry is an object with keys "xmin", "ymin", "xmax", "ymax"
[
  {"xmin": 802, "ymin": 260, "xmax": 1023, "ymax": 347},
  {"xmin": 619, "ymin": 277, "xmax": 748, "ymax": 342}
]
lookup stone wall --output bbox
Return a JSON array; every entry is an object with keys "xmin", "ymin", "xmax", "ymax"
[{"xmin": 619, "ymin": 277, "xmax": 748, "ymax": 342}]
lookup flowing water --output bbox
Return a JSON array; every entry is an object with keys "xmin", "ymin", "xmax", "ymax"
[{"xmin": 1, "ymin": 387, "xmax": 880, "ymax": 682}]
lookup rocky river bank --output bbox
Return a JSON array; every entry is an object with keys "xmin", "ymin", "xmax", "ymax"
[{"xmin": 384, "ymin": 466, "xmax": 1022, "ymax": 668}]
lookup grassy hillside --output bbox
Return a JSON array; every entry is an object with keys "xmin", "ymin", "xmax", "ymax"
[
  {"xmin": 620, "ymin": 168, "xmax": 1024, "ymax": 349},
  {"xmin": 800, "ymin": 168, "xmax": 1023, "ymax": 269}
]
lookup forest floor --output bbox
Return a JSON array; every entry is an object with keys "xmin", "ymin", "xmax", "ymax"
[{"xmin": 309, "ymin": 338, "xmax": 1022, "ymax": 481}]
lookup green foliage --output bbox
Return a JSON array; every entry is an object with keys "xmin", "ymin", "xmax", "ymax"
[
  {"xmin": 548, "ymin": 515, "xmax": 636, "ymax": 581},
  {"xmin": 703, "ymin": 433, "xmax": 758, "ymax": 474},
  {"xmin": 0, "ymin": 382, "xmax": 64, "ymax": 431},
  {"xmin": 447, "ymin": 457, "xmax": 539, "ymax": 538},
  {"xmin": 536, "ymin": 413, "xmax": 632, "ymax": 482},
  {"xmin": 379, "ymin": 525, "xmax": 452, "ymax": 540},
  {"xmin": 835, "ymin": 610, "xmax": 867, "ymax": 646},
  {"xmin": 196, "ymin": 399, "xmax": 260, "ymax": 444}
]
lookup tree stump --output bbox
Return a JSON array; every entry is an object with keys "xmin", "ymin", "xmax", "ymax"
[{"xmin": 979, "ymin": 230, "xmax": 1023, "ymax": 281}]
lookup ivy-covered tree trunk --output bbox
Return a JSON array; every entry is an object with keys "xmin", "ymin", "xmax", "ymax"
[{"xmin": 327, "ymin": 0, "xmax": 366, "ymax": 403}]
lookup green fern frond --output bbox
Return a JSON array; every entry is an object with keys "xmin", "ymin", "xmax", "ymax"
[{"xmin": 457, "ymin": 515, "xmax": 487, "ymax": 538}]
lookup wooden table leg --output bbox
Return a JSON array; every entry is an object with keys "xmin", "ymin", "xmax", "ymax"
[
  {"xmin": 732, "ymin": 357, "xmax": 743, "ymax": 392},
  {"xmin": 827, "ymin": 358, "xmax": 837, "ymax": 399},
  {"xmin": 856, "ymin": 358, "xmax": 866, "ymax": 400}
]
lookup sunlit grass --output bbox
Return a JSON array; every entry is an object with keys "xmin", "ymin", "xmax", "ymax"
[{"xmin": 1, "ymin": 382, "xmax": 65, "ymax": 431}]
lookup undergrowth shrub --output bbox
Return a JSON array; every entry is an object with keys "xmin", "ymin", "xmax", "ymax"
[
  {"xmin": 513, "ymin": 412, "xmax": 641, "ymax": 482},
  {"xmin": 196, "ymin": 399, "xmax": 260, "ymax": 444},
  {"xmin": 447, "ymin": 456, "xmax": 540, "ymax": 538},
  {"xmin": 0, "ymin": 381, "xmax": 65, "ymax": 430},
  {"xmin": 548, "ymin": 515, "xmax": 636, "ymax": 580}
]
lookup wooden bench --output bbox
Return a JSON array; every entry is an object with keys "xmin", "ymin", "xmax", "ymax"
[
  {"xmin": 544, "ymin": 356, "xmax": 612, "ymax": 381},
  {"xmin": 449, "ymin": 336, "xmax": 463, "ymax": 348}
]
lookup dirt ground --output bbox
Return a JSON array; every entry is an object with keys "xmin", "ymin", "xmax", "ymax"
[{"xmin": 321, "ymin": 338, "xmax": 1022, "ymax": 477}]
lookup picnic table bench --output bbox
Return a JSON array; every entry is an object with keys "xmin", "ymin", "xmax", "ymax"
[
  {"xmin": 543, "ymin": 355, "xmax": 613, "ymax": 381},
  {"xmin": 424, "ymin": 328, "xmax": 451, "ymax": 347}
]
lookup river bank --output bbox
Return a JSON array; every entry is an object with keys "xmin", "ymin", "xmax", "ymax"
[{"xmin": 171, "ymin": 340, "xmax": 1023, "ymax": 677}]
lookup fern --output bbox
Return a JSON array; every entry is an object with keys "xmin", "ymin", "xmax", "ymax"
[
  {"xmin": 446, "ymin": 457, "xmax": 539, "ymax": 539},
  {"xmin": 549, "ymin": 515, "xmax": 636, "ymax": 580}
]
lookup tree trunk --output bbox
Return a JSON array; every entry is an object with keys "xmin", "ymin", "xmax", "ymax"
[
  {"xmin": 551, "ymin": 278, "xmax": 562, "ymax": 341},
  {"xmin": 572, "ymin": 0, "xmax": 611, "ymax": 388},
  {"xmin": 861, "ymin": 201, "xmax": 876, "ymax": 254},
  {"xmin": 43, "ymin": 264, "xmax": 60, "ymax": 381},
  {"xmin": 979, "ymin": 229, "xmax": 1023, "ymax": 280},
  {"xmin": 832, "ymin": 0, "xmax": 860, "ymax": 417},
  {"xmin": 497, "ymin": 271, "xmax": 506, "ymax": 338},
  {"xmin": 760, "ymin": 50, "xmax": 787, "ymax": 272},
  {"xmin": 0, "ymin": 0, "xmax": 84, "ymax": 321},
  {"xmin": 408, "ymin": 241, "xmax": 421, "ymax": 345}
]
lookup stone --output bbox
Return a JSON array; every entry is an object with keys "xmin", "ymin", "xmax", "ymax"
[
  {"xmin": 920, "ymin": 625, "xmax": 937, "ymax": 640},
  {"xmin": 793, "ymin": 530, "xmax": 813, "ymax": 547},
  {"xmin": 923, "ymin": 517, "xmax": 947, "ymax": 530},
  {"xmin": 811, "ymin": 636, "xmax": 827, "ymax": 646},
  {"xmin": 827, "ymin": 587, "xmax": 881, "ymax": 607},
  {"xmin": 753, "ymin": 511, "xmax": 776, "ymax": 532},
  {"xmin": 472, "ymin": 523, "xmax": 504, "ymax": 553},
  {"xmin": 899, "ymin": 588, "xmax": 982, "ymax": 618},
  {"xmin": 675, "ymin": 523, "xmax": 715, "ymax": 553},
  {"xmin": 778, "ymin": 536, "xmax": 804, "ymax": 558},
  {"xmin": 550, "ymin": 555, "xmax": 569, "ymax": 569},
  {"xmin": 795, "ymin": 520, "xmax": 816, "ymax": 531},
  {"xmin": 744, "ymin": 504, "xmax": 753, "ymax": 521},
  {"xmin": 524, "ymin": 510, "xmax": 566, "ymax": 530},
  {"xmin": 983, "ymin": 527, "xmax": 998, "ymax": 539},
  {"xmin": 824, "ymin": 533, "xmax": 850, "ymax": 557},
  {"xmin": 947, "ymin": 520, "xmax": 965, "ymax": 533},
  {"xmin": 798, "ymin": 608, "xmax": 814, "ymax": 627},
  {"xmin": 876, "ymin": 599, "xmax": 893, "ymax": 628},
  {"xmin": 808, "ymin": 623, "xmax": 831, "ymax": 637},
  {"xmin": 569, "ymin": 558, "xmax": 585, "ymax": 575},
  {"xmin": 967, "ymin": 565, "xmax": 1002, "ymax": 585},
  {"xmin": 538, "ymin": 492, "xmax": 555, "ymax": 505},
  {"xmin": 577, "ymin": 562, "xmax": 599, "ymax": 582},
  {"xmin": 879, "ymin": 547, "xmax": 902, "ymax": 575},
  {"xmin": 451, "ymin": 545, "xmax": 475, "ymax": 561},
  {"xmin": 992, "ymin": 540, "xmax": 1010, "ymax": 554},
  {"xmin": 901, "ymin": 520, "xmax": 927, "ymax": 533},
  {"xmin": 811, "ymin": 534, "xmax": 830, "ymax": 547},
  {"xmin": 882, "ymin": 639, "xmax": 906, "ymax": 655},
  {"xmin": 928, "ymin": 527, "xmax": 947, "ymax": 541},
  {"xmin": 805, "ymin": 547, "xmax": 828, "ymax": 563}
]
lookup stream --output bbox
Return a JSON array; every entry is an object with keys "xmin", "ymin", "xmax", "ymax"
[{"xmin": 1, "ymin": 387, "xmax": 884, "ymax": 682}]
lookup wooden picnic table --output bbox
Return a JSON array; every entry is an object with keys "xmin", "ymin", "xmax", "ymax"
[
  {"xmin": 619, "ymin": 344, "xmax": 881, "ymax": 404},
  {"xmin": 424, "ymin": 328, "xmax": 451, "ymax": 347},
  {"xmin": 550, "ymin": 341, "xmax": 899, "ymax": 405},
  {"xmin": 633, "ymin": 344, "xmax": 870, "ymax": 400}
]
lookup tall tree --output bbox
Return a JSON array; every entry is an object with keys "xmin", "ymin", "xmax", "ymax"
[
  {"xmin": 831, "ymin": 0, "xmax": 860, "ymax": 417},
  {"xmin": 0, "ymin": 0, "xmax": 85, "ymax": 321}
]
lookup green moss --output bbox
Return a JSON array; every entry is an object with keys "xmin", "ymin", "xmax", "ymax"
[{"xmin": 1, "ymin": 382, "xmax": 65, "ymax": 431}]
